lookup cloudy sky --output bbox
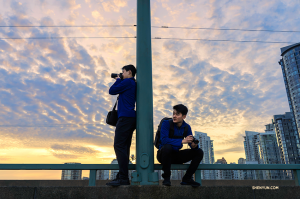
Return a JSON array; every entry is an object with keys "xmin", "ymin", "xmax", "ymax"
[{"xmin": 0, "ymin": 0, "xmax": 299, "ymax": 179}]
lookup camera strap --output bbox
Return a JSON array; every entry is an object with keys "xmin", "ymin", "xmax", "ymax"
[{"xmin": 112, "ymin": 96, "xmax": 119, "ymax": 111}]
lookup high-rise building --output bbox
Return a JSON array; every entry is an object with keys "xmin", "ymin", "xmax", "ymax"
[
  {"xmin": 273, "ymin": 113, "xmax": 300, "ymax": 179},
  {"xmin": 194, "ymin": 131, "xmax": 215, "ymax": 180},
  {"xmin": 243, "ymin": 131, "xmax": 260, "ymax": 162},
  {"xmin": 237, "ymin": 158, "xmax": 246, "ymax": 180},
  {"xmin": 279, "ymin": 43, "xmax": 300, "ymax": 136},
  {"xmin": 238, "ymin": 158, "xmax": 246, "ymax": 164},
  {"xmin": 61, "ymin": 163, "xmax": 82, "ymax": 180},
  {"xmin": 273, "ymin": 113, "xmax": 300, "ymax": 165},
  {"xmin": 243, "ymin": 131, "xmax": 263, "ymax": 180},
  {"xmin": 215, "ymin": 157, "xmax": 231, "ymax": 180},
  {"xmin": 230, "ymin": 163, "xmax": 239, "ymax": 180},
  {"xmin": 257, "ymin": 124, "xmax": 283, "ymax": 180},
  {"xmin": 96, "ymin": 170, "xmax": 110, "ymax": 180}
]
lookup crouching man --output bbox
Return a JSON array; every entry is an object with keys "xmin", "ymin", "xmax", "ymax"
[{"xmin": 157, "ymin": 104, "xmax": 203, "ymax": 187}]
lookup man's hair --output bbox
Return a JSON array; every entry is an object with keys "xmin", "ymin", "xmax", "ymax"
[
  {"xmin": 173, "ymin": 104, "xmax": 188, "ymax": 116},
  {"xmin": 122, "ymin": 64, "xmax": 136, "ymax": 77}
]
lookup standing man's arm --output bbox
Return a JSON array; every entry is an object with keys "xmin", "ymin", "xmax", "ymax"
[{"xmin": 109, "ymin": 79, "xmax": 131, "ymax": 95}]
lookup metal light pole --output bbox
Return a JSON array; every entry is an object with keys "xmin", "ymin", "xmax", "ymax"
[{"xmin": 131, "ymin": 0, "xmax": 158, "ymax": 185}]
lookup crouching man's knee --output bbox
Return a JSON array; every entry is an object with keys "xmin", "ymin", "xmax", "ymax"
[
  {"xmin": 161, "ymin": 144, "xmax": 173, "ymax": 152},
  {"xmin": 196, "ymin": 148, "xmax": 204, "ymax": 160}
]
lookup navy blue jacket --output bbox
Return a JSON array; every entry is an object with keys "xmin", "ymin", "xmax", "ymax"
[
  {"xmin": 159, "ymin": 120, "xmax": 199, "ymax": 151},
  {"xmin": 109, "ymin": 77, "xmax": 136, "ymax": 118}
]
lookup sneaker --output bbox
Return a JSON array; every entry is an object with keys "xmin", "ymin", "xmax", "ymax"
[
  {"xmin": 106, "ymin": 178, "xmax": 130, "ymax": 186},
  {"xmin": 162, "ymin": 178, "xmax": 171, "ymax": 186},
  {"xmin": 180, "ymin": 178, "xmax": 201, "ymax": 187}
]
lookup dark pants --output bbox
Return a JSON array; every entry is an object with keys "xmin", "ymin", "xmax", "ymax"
[
  {"xmin": 114, "ymin": 117, "xmax": 136, "ymax": 179},
  {"xmin": 157, "ymin": 144, "xmax": 204, "ymax": 179}
]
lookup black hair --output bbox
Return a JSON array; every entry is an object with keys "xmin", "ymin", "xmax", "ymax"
[
  {"xmin": 173, "ymin": 104, "xmax": 188, "ymax": 116},
  {"xmin": 122, "ymin": 64, "xmax": 136, "ymax": 77}
]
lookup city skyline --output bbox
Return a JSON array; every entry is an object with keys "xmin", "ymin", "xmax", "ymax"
[{"xmin": 0, "ymin": 0, "xmax": 299, "ymax": 179}]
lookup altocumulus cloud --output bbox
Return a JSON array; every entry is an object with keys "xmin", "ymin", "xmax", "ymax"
[
  {"xmin": 0, "ymin": 0, "xmax": 299, "ymax": 164},
  {"xmin": 50, "ymin": 144, "xmax": 99, "ymax": 159}
]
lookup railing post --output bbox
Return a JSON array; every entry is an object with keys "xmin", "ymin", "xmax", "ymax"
[
  {"xmin": 89, "ymin": 170, "xmax": 97, "ymax": 186},
  {"xmin": 293, "ymin": 170, "xmax": 300, "ymax": 186},
  {"xmin": 195, "ymin": 170, "xmax": 202, "ymax": 185}
]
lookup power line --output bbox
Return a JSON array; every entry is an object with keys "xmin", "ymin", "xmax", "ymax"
[
  {"xmin": 0, "ymin": 25, "xmax": 136, "ymax": 28},
  {"xmin": 0, "ymin": 36, "xmax": 295, "ymax": 44},
  {"xmin": 0, "ymin": 36, "xmax": 136, "ymax": 40},
  {"xmin": 152, "ymin": 26, "xmax": 300, "ymax": 33},
  {"xmin": 0, "ymin": 123, "xmax": 105, "ymax": 127},
  {"xmin": 153, "ymin": 37, "xmax": 295, "ymax": 44},
  {"xmin": 1, "ymin": 25, "xmax": 299, "ymax": 33}
]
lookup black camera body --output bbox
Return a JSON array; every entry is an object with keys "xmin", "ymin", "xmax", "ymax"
[
  {"xmin": 111, "ymin": 73, "xmax": 123, "ymax": 79},
  {"xmin": 192, "ymin": 137, "xmax": 199, "ymax": 144}
]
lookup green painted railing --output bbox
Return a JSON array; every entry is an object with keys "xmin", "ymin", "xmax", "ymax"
[{"xmin": 0, "ymin": 164, "xmax": 299, "ymax": 186}]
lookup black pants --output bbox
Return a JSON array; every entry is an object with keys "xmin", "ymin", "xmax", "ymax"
[
  {"xmin": 157, "ymin": 144, "xmax": 204, "ymax": 179},
  {"xmin": 114, "ymin": 117, "xmax": 136, "ymax": 179}
]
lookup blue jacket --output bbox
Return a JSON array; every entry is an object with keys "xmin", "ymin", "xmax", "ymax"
[
  {"xmin": 159, "ymin": 120, "xmax": 199, "ymax": 151},
  {"xmin": 109, "ymin": 77, "xmax": 136, "ymax": 118}
]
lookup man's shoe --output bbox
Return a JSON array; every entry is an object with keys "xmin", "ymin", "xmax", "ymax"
[
  {"xmin": 106, "ymin": 178, "xmax": 130, "ymax": 186},
  {"xmin": 162, "ymin": 178, "xmax": 171, "ymax": 186},
  {"xmin": 180, "ymin": 178, "xmax": 201, "ymax": 187}
]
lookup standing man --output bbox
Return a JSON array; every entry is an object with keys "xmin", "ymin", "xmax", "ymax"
[
  {"xmin": 107, "ymin": 64, "xmax": 137, "ymax": 186},
  {"xmin": 157, "ymin": 104, "xmax": 204, "ymax": 187}
]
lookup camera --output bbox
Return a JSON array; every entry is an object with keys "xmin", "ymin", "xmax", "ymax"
[
  {"xmin": 192, "ymin": 137, "xmax": 199, "ymax": 144},
  {"xmin": 111, "ymin": 73, "xmax": 123, "ymax": 79}
]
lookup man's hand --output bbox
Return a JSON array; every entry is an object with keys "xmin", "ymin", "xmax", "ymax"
[
  {"xmin": 191, "ymin": 142, "xmax": 198, "ymax": 148},
  {"xmin": 182, "ymin": 135, "xmax": 193, "ymax": 144},
  {"xmin": 114, "ymin": 75, "xmax": 120, "ymax": 80}
]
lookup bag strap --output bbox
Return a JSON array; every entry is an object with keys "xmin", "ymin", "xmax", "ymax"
[
  {"xmin": 112, "ymin": 96, "xmax": 119, "ymax": 111},
  {"xmin": 168, "ymin": 119, "xmax": 189, "ymax": 139},
  {"xmin": 183, "ymin": 125, "xmax": 189, "ymax": 137},
  {"xmin": 168, "ymin": 119, "xmax": 175, "ymax": 138}
]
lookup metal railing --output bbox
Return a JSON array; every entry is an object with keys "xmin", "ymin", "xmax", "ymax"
[{"xmin": 0, "ymin": 164, "xmax": 299, "ymax": 186}]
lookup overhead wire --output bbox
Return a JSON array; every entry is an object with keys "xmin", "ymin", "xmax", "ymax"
[
  {"xmin": 0, "ymin": 24, "xmax": 298, "ymax": 43},
  {"xmin": 0, "ymin": 36, "xmax": 136, "ymax": 40},
  {"xmin": 151, "ymin": 26, "xmax": 300, "ymax": 33},
  {"xmin": 152, "ymin": 37, "xmax": 295, "ymax": 44},
  {"xmin": 0, "ymin": 36, "xmax": 295, "ymax": 44},
  {"xmin": 1, "ymin": 24, "xmax": 299, "ymax": 33},
  {"xmin": 0, "ymin": 25, "xmax": 136, "ymax": 28},
  {"xmin": 0, "ymin": 123, "xmax": 105, "ymax": 127}
]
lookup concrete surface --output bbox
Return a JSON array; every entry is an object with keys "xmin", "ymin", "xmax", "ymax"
[{"xmin": 0, "ymin": 186, "xmax": 300, "ymax": 199}]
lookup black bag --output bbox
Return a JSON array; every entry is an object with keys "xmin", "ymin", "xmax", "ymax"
[
  {"xmin": 106, "ymin": 96, "xmax": 119, "ymax": 126},
  {"xmin": 154, "ymin": 117, "xmax": 189, "ymax": 149}
]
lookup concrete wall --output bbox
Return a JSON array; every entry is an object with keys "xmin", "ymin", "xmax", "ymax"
[
  {"xmin": 0, "ymin": 186, "xmax": 300, "ymax": 199},
  {"xmin": 0, "ymin": 180, "xmax": 295, "ymax": 187}
]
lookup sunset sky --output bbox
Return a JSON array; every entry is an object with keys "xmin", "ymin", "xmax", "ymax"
[{"xmin": 0, "ymin": 0, "xmax": 299, "ymax": 179}]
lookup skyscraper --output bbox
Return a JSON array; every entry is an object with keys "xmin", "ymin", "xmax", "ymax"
[
  {"xmin": 194, "ymin": 131, "xmax": 215, "ymax": 179},
  {"xmin": 257, "ymin": 124, "xmax": 283, "ymax": 180},
  {"xmin": 273, "ymin": 113, "xmax": 300, "ymax": 165},
  {"xmin": 61, "ymin": 163, "xmax": 82, "ymax": 180},
  {"xmin": 243, "ymin": 131, "xmax": 260, "ymax": 162},
  {"xmin": 243, "ymin": 131, "xmax": 263, "ymax": 179},
  {"xmin": 279, "ymin": 43, "xmax": 300, "ymax": 137},
  {"xmin": 237, "ymin": 158, "xmax": 246, "ymax": 180},
  {"xmin": 215, "ymin": 157, "xmax": 232, "ymax": 180}
]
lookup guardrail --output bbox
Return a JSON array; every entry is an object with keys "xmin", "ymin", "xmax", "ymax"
[{"xmin": 0, "ymin": 164, "xmax": 299, "ymax": 186}]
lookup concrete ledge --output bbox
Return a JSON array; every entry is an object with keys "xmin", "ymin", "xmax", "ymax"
[
  {"xmin": 0, "ymin": 186, "xmax": 300, "ymax": 199},
  {"xmin": 0, "ymin": 180, "xmax": 295, "ymax": 187}
]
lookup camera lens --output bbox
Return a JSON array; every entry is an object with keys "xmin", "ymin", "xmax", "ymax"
[{"xmin": 111, "ymin": 73, "xmax": 118, "ymax": 78}]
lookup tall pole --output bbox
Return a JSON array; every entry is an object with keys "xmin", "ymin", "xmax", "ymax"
[{"xmin": 131, "ymin": 0, "xmax": 158, "ymax": 185}]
